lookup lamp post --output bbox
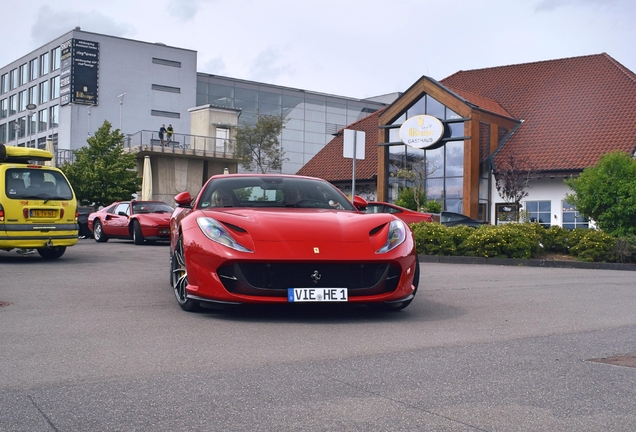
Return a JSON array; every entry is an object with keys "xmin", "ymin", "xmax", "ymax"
[
  {"xmin": 117, "ymin": 93, "xmax": 126, "ymax": 131},
  {"xmin": 87, "ymin": 105, "xmax": 92, "ymax": 136},
  {"xmin": 26, "ymin": 103, "xmax": 37, "ymax": 148}
]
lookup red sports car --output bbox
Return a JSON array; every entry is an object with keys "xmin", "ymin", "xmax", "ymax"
[
  {"xmin": 363, "ymin": 201, "xmax": 438, "ymax": 224},
  {"xmin": 169, "ymin": 174, "xmax": 419, "ymax": 312},
  {"xmin": 88, "ymin": 200, "xmax": 174, "ymax": 245}
]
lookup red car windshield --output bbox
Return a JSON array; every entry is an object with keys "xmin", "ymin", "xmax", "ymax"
[{"xmin": 197, "ymin": 176, "xmax": 356, "ymax": 210}]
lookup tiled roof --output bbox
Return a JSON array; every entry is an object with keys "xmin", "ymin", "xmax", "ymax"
[
  {"xmin": 444, "ymin": 85, "xmax": 514, "ymax": 119},
  {"xmin": 441, "ymin": 53, "xmax": 636, "ymax": 172},
  {"xmin": 296, "ymin": 109, "xmax": 384, "ymax": 181}
]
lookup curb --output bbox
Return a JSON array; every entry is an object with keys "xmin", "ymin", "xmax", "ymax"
[{"xmin": 418, "ymin": 254, "xmax": 636, "ymax": 271}]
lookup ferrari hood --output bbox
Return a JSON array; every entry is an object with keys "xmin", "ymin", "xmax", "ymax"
[{"xmin": 197, "ymin": 208, "xmax": 395, "ymax": 242}]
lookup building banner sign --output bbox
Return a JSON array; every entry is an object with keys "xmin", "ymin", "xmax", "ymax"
[
  {"xmin": 59, "ymin": 39, "xmax": 99, "ymax": 106},
  {"xmin": 398, "ymin": 114, "xmax": 444, "ymax": 149}
]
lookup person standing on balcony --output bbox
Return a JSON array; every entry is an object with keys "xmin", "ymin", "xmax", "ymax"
[
  {"xmin": 159, "ymin": 124, "xmax": 167, "ymax": 146},
  {"xmin": 166, "ymin": 124, "xmax": 174, "ymax": 144}
]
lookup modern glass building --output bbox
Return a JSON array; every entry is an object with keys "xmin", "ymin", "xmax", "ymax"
[
  {"xmin": 195, "ymin": 74, "xmax": 385, "ymax": 174},
  {"xmin": 0, "ymin": 28, "xmax": 387, "ymax": 176}
]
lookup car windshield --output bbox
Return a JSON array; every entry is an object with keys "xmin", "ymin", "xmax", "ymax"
[
  {"xmin": 4, "ymin": 168, "xmax": 73, "ymax": 200},
  {"xmin": 132, "ymin": 202, "xmax": 174, "ymax": 213},
  {"xmin": 197, "ymin": 176, "xmax": 356, "ymax": 210}
]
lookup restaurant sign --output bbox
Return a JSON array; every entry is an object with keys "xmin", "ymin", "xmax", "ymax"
[{"xmin": 398, "ymin": 115, "xmax": 444, "ymax": 149}]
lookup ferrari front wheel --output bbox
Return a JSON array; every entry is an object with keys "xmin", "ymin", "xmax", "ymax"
[
  {"xmin": 132, "ymin": 220, "xmax": 144, "ymax": 245},
  {"xmin": 171, "ymin": 235, "xmax": 200, "ymax": 312}
]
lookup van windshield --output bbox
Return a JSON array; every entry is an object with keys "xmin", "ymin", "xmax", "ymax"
[{"xmin": 4, "ymin": 168, "xmax": 74, "ymax": 200}]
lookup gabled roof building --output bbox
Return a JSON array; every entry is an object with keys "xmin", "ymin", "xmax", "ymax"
[{"xmin": 299, "ymin": 53, "xmax": 636, "ymax": 228}]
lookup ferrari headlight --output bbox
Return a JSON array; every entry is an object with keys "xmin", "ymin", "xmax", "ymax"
[
  {"xmin": 196, "ymin": 217, "xmax": 253, "ymax": 253},
  {"xmin": 376, "ymin": 220, "xmax": 407, "ymax": 254}
]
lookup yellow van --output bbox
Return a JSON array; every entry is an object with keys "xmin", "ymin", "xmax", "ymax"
[{"xmin": 0, "ymin": 143, "xmax": 78, "ymax": 259}]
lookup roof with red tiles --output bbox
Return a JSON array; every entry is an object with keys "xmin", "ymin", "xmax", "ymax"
[
  {"xmin": 299, "ymin": 53, "xmax": 636, "ymax": 181},
  {"xmin": 441, "ymin": 53, "xmax": 636, "ymax": 172},
  {"xmin": 296, "ymin": 109, "xmax": 384, "ymax": 181}
]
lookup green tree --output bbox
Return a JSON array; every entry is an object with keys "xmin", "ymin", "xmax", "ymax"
[
  {"xmin": 394, "ymin": 187, "xmax": 425, "ymax": 211},
  {"xmin": 60, "ymin": 120, "xmax": 141, "ymax": 207},
  {"xmin": 565, "ymin": 151, "xmax": 636, "ymax": 236},
  {"xmin": 494, "ymin": 154, "xmax": 535, "ymax": 221},
  {"xmin": 235, "ymin": 115, "xmax": 287, "ymax": 173}
]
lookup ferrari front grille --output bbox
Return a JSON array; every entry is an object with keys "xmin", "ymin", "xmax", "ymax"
[{"xmin": 217, "ymin": 262, "xmax": 402, "ymax": 297}]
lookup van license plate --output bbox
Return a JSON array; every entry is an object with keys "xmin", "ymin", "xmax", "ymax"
[
  {"xmin": 287, "ymin": 288, "xmax": 348, "ymax": 302},
  {"xmin": 31, "ymin": 210, "xmax": 57, "ymax": 217}
]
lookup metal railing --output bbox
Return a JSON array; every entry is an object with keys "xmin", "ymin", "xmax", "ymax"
[
  {"xmin": 124, "ymin": 130, "xmax": 236, "ymax": 158},
  {"xmin": 54, "ymin": 130, "xmax": 236, "ymax": 165}
]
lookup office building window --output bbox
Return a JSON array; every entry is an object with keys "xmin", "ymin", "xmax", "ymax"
[
  {"xmin": 1, "ymin": 73, "xmax": 7, "ymax": 94},
  {"xmin": 151, "ymin": 109, "xmax": 180, "ymax": 118},
  {"xmin": 525, "ymin": 200, "xmax": 551, "ymax": 227},
  {"xmin": 49, "ymin": 105, "xmax": 59, "ymax": 128},
  {"xmin": 10, "ymin": 69, "xmax": 18, "ymax": 90},
  {"xmin": 152, "ymin": 58, "xmax": 181, "ymax": 68},
  {"xmin": 29, "ymin": 58, "xmax": 38, "ymax": 81},
  {"xmin": 9, "ymin": 120, "xmax": 17, "ymax": 140},
  {"xmin": 50, "ymin": 76, "xmax": 60, "ymax": 99},
  {"xmin": 9, "ymin": 95, "xmax": 17, "ymax": 116},
  {"xmin": 27, "ymin": 112, "xmax": 36, "ymax": 135},
  {"xmin": 151, "ymin": 84, "xmax": 181, "ymax": 93},
  {"xmin": 39, "ymin": 81, "xmax": 49, "ymax": 104},
  {"xmin": 0, "ymin": 98, "xmax": 6, "ymax": 119},
  {"xmin": 562, "ymin": 200, "xmax": 589, "ymax": 230},
  {"xmin": 38, "ymin": 109, "xmax": 48, "ymax": 132},
  {"xmin": 40, "ymin": 52, "xmax": 50, "ymax": 76},
  {"xmin": 51, "ymin": 47, "xmax": 61, "ymax": 70},
  {"xmin": 0, "ymin": 123, "xmax": 6, "ymax": 143},
  {"xmin": 28, "ymin": 85, "xmax": 38, "ymax": 105},
  {"xmin": 17, "ymin": 117, "xmax": 25, "ymax": 138},
  {"xmin": 19, "ymin": 90, "xmax": 27, "ymax": 112},
  {"xmin": 19, "ymin": 64, "xmax": 28, "ymax": 86}
]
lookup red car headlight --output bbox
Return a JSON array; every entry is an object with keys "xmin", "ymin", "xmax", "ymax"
[
  {"xmin": 196, "ymin": 217, "xmax": 253, "ymax": 253},
  {"xmin": 376, "ymin": 220, "xmax": 407, "ymax": 254}
]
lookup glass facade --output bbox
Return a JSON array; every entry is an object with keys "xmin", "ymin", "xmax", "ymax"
[
  {"xmin": 196, "ymin": 75, "xmax": 385, "ymax": 174},
  {"xmin": 0, "ymin": 45, "xmax": 62, "ymax": 146},
  {"xmin": 386, "ymin": 94, "xmax": 466, "ymax": 212}
]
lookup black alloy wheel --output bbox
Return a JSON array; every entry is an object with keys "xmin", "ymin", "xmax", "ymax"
[
  {"xmin": 170, "ymin": 235, "xmax": 200, "ymax": 312},
  {"xmin": 37, "ymin": 247, "xmax": 66, "ymax": 259}
]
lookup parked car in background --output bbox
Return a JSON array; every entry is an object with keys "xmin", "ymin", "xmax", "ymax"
[
  {"xmin": 362, "ymin": 201, "xmax": 438, "ymax": 224},
  {"xmin": 88, "ymin": 200, "xmax": 173, "ymax": 245},
  {"xmin": 1, "ymin": 143, "xmax": 78, "ymax": 259},
  {"xmin": 169, "ymin": 174, "xmax": 419, "ymax": 312},
  {"xmin": 440, "ymin": 211, "xmax": 489, "ymax": 228}
]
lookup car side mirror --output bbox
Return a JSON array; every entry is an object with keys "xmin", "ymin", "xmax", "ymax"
[
  {"xmin": 352, "ymin": 195, "xmax": 368, "ymax": 210},
  {"xmin": 174, "ymin": 191, "xmax": 193, "ymax": 208}
]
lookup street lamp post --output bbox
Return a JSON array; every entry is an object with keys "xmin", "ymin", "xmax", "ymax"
[
  {"xmin": 117, "ymin": 93, "xmax": 126, "ymax": 131},
  {"xmin": 26, "ymin": 103, "xmax": 37, "ymax": 148},
  {"xmin": 87, "ymin": 105, "xmax": 92, "ymax": 137}
]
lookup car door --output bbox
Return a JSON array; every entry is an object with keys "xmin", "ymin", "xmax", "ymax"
[{"xmin": 104, "ymin": 202, "xmax": 131, "ymax": 237}]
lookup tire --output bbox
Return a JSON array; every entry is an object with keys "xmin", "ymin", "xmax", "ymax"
[
  {"xmin": 170, "ymin": 234, "xmax": 200, "ymax": 312},
  {"xmin": 37, "ymin": 247, "xmax": 66, "ymax": 259},
  {"xmin": 132, "ymin": 220, "xmax": 144, "ymax": 245},
  {"xmin": 93, "ymin": 220, "xmax": 108, "ymax": 243}
]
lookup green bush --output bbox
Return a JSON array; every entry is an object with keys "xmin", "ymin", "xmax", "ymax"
[
  {"xmin": 411, "ymin": 221, "xmax": 630, "ymax": 263},
  {"xmin": 612, "ymin": 235, "xmax": 636, "ymax": 263},
  {"xmin": 411, "ymin": 222, "xmax": 460, "ymax": 255},
  {"xmin": 394, "ymin": 187, "xmax": 425, "ymax": 211},
  {"xmin": 459, "ymin": 224, "xmax": 539, "ymax": 259},
  {"xmin": 568, "ymin": 229, "xmax": 616, "ymax": 262},
  {"xmin": 422, "ymin": 200, "xmax": 442, "ymax": 213}
]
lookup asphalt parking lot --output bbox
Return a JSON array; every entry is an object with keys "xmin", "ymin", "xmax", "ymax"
[{"xmin": 1, "ymin": 239, "xmax": 636, "ymax": 431}]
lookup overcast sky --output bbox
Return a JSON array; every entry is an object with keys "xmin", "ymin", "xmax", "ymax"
[{"xmin": 2, "ymin": 0, "xmax": 634, "ymax": 99}]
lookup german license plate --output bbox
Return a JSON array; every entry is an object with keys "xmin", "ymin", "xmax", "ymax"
[
  {"xmin": 31, "ymin": 209, "xmax": 57, "ymax": 217},
  {"xmin": 287, "ymin": 288, "xmax": 348, "ymax": 302}
]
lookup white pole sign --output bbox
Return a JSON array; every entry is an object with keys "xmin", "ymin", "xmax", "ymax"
[{"xmin": 343, "ymin": 129, "xmax": 365, "ymax": 199}]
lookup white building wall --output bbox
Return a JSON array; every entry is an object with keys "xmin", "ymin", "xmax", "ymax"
[
  {"xmin": 1, "ymin": 29, "xmax": 197, "ymax": 151},
  {"xmin": 490, "ymin": 175, "xmax": 578, "ymax": 227}
]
